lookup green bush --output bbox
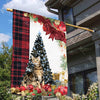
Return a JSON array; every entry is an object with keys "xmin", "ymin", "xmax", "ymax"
[
  {"xmin": 0, "ymin": 43, "xmax": 13, "ymax": 100},
  {"xmin": 66, "ymin": 82, "xmax": 99, "ymax": 100}
]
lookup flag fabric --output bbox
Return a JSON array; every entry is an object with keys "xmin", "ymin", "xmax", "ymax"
[
  {"xmin": 11, "ymin": 9, "xmax": 68, "ymax": 88},
  {"xmin": 11, "ymin": 10, "xmax": 30, "ymax": 87}
]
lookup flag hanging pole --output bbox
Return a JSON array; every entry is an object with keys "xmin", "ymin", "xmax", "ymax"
[
  {"xmin": 7, "ymin": 8, "xmax": 95, "ymax": 32},
  {"xmin": 7, "ymin": 8, "xmax": 13, "ymax": 12},
  {"xmin": 65, "ymin": 23, "xmax": 94, "ymax": 32}
]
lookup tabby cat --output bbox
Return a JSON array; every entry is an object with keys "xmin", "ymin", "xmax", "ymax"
[{"xmin": 21, "ymin": 56, "xmax": 44, "ymax": 88}]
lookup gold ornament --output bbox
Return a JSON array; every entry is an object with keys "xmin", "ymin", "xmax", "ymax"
[
  {"xmin": 11, "ymin": 88, "xmax": 16, "ymax": 93},
  {"xmin": 54, "ymin": 20, "xmax": 60, "ymax": 25},
  {"xmin": 64, "ymin": 46, "xmax": 66, "ymax": 49},
  {"xmin": 24, "ymin": 90, "xmax": 29, "ymax": 94},
  {"xmin": 21, "ymin": 91, "xmax": 26, "ymax": 96},
  {"xmin": 16, "ymin": 92, "xmax": 21, "ymax": 95},
  {"xmin": 62, "ymin": 71, "xmax": 65, "ymax": 75},
  {"xmin": 62, "ymin": 76, "xmax": 64, "ymax": 79},
  {"xmin": 54, "ymin": 73, "xmax": 60, "ymax": 80},
  {"xmin": 51, "ymin": 85, "xmax": 56, "ymax": 90},
  {"xmin": 15, "ymin": 88, "xmax": 20, "ymax": 93},
  {"xmin": 56, "ymin": 92, "xmax": 61, "ymax": 97},
  {"xmin": 24, "ymin": 13, "xmax": 28, "ymax": 17},
  {"xmin": 64, "ymin": 79, "xmax": 68, "ymax": 83}
]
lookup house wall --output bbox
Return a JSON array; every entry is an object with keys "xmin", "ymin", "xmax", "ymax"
[
  {"xmin": 68, "ymin": 45, "xmax": 96, "ymax": 74},
  {"xmin": 73, "ymin": 0, "xmax": 100, "ymax": 23},
  {"xmin": 58, "ymin": 0, "xmax": 100, "ymax": 96},
  {"xmin": 46, "ymin": 0, "xmax": 100, "ymax": 97},
  {"xmin": 63, "ymin": 0, "xmax": 100, "ymax": 96},
  {"xmin": 95, "ymin": 40, "xmax": 100, "ymax": 98}
]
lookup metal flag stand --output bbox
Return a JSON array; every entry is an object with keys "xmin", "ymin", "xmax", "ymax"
[{"xmin": 7, "ymin": 8, "xmax": 95, "ymax": 33}]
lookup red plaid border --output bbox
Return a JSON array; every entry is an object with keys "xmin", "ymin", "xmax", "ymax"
[{"xmin": 11, "ymin": 9, "xmax": 30, "ymax": 87}]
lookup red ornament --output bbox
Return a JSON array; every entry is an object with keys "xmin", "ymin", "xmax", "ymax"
[
  {"xmin": 42, "ymin": 84, "xmax": 51, "ymax": 92},
  {"xmin": 20, "ymin": 86, "xmax": 26, "ymax": 91},
  {"xmin": 64, "ymin": 54, "xmax": 66, "ymax": 58},
  {"xmin": 63, "ymin": 88, "xmax": 68, "ymax": 95},
  {"xmin": 48, "ymin": 94, "xmax": 52, "ymax": 96},
  {"xmin": 27, "ymin": 84, "xmax": 34, "ymax": 90},
  {"xmin": 32, "ymin": 93, "xmax": 36, "ymax": 96},
  {"xmin": 33, "ymin": 15, "xmax": 37, "ymax": 18},
  {"xmin": 16, "ymin": 87, "xmax": 20, "ymax": 90},
  {"xmin": 57, "ymin": 86, "xmax": 68, "ymax": 95},
  {"xmin": 29, "ymin": 89, "xmax": 33, "ymax": 92},
  {"xmin": 34, "ymin": 21, "xmax": 37, "ymax": 23},
  {"xmin": 48, "ymin": 87, "xmax": 52, "ymax": 92},
  {"xmin": 64, "ymin": 86, "xmax": 68, "ymax": 89},
  {"xmin": 60, "ymin": 44, "xmax": 63, "ymax": 47},
  {"xmin": 54, "ymin": 89, "xmax": 59, "ymax": 94},
  {"xmin": 37, "ymin": 88, "xmax": 42, "ymax": 94},
  {"xmin": 58, "ymin": 85, "xmax": 63, "ymax": 91}
]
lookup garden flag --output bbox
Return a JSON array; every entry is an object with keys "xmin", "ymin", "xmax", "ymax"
[{"xmin": 11, "ymin": 9, "xmax": 68, "ymax": 88}]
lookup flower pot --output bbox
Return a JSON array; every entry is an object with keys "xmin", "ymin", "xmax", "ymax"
[
  {"xmin": 42, "ymin": 96, "xmax": 58, "ymax": 100},
  {"xmin": 33, "ymin": 96, "xmax": 42, "ymax": 100}
]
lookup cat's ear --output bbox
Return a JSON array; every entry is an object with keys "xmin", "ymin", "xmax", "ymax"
[{"xmin": 32, "ymin": 56, "xmax": 35, "ymax": 63}]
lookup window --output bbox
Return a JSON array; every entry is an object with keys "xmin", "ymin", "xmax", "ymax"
[
  {"xmin": 86, "ymin": 71, "xmax": 97, "ymax": 92},
  {"xmin": 62, "ymin": 7, "xmax": 76, "ymax": 33},
  {"xmin": 73, "ymin": 74, "xmax": 84, "ymax": 94},
  {"xmin": 69, "ymin": 69, "xmax": 97, "ymax": 94},
  {"xmin": 70, "ymin": 73, "xmax": 84, "ymax": 94}
]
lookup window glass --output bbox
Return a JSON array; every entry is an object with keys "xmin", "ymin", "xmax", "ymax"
[
  {"xmin": 86, "ymin": 71, "xmax": 97, "ymax": 90},
  {"xmin": 75, "ymin": 75, "xmax": 84, "ymax": 94},
  {"xmin": 67, "ymin": 82, "xmax": 71, "ymax": 96},
  {"xmin": 70, "ymin": 70, "xmax": 97, "ymax": 95},
  {"xmin": 71, "ymin": 74, "xmax": 84, "ymax": 94}
]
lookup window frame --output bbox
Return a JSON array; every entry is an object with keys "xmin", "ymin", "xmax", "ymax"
[{"xmin": 69, "ymin": 68, "xmax": 97, "ymax": 94}]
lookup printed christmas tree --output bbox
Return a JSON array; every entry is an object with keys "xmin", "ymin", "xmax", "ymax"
[{"xmin": 24, "ymin": 33, "xmax": 54, "ymax": 85}]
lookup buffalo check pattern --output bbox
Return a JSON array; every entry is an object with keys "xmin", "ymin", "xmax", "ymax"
[{"xmin": 11, "ymin": 9, "xmax": 30, "ymax": 87}]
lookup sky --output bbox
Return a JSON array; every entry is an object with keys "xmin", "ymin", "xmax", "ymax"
[{"xmin": 0, "ymin": 0, "xmax": 57, "ymax": 49}]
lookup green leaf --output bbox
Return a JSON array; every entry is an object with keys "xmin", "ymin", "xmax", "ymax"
[
  {"xmin": 27, "ymin": 93, "xmax": 31, "ymax": 95},
  {"xmin": 33, "ymin": 90, "xmax": 37, "ymax": 94},
  {"xmin": 34, "ymin": 18, "xmax": 38, "ymax": 21}
]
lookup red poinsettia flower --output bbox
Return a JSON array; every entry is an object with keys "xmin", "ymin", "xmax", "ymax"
[
  {"xmin": 32, "ymin": 14, "xmax": 66, "ymax": 43},
  {"xmin": 37, "ymin": 15, "xmax": 46, "ymax": 24},
  {"xmin": 58, "ymin": 22, "xmax": 66, "ymax": 32}
]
